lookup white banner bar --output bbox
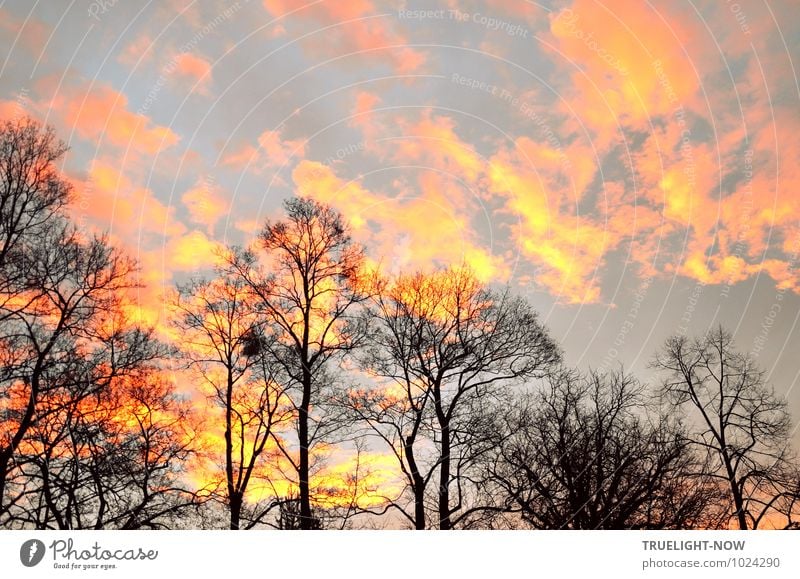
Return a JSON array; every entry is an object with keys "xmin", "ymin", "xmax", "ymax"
[{"xmin": 1, "ymin": 530, "xmax": 798, "ymax": 578}]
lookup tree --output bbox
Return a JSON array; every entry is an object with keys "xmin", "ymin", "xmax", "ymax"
[
  {"xmin": 484, "ymin": 368, "xmax": 723, "ymax": 529},
  {"xmin": 225, "ymin": 198, "xmax": 368, "ymax": 529},
  {"xmin": 0, "ymin": 117, "xmax": 73, "ymax": 512},
  {"xmin": 653, "ymin": 326, "xmax": 800, "ymax": 529},
  {"xmin": 0, "ymin": 118, "xmax": 70, "ymax": 281},
  {"xmin": 0, "ymin": 118, "xmax": 201, "ymax": 529},
  {"xmin": 9, "ymin": 358, "xmax": 202, "ymax": 530},
  {"xmin": 173, "ymin": 269, "xmax": 292, "ymax": 529},
  {"xmin": 0, "ymin": 225, "xmax": 144, "ymax": 516},
  {"xmin": 347, "ymin": 267, "xmax": 560, "ymax": 529}
]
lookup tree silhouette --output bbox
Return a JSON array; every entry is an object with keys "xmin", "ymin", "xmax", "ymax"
[
  {"xmin": 484, "ymin": 367, "xmax": 724, "ymax": 529},
  {"xmin": 173, "ymin": 269, "xmax": 292, "ymax": 529},
  {"xmin": 1, "ymin": 118, "xmax": 75, "ymax": 512},
  {"xmin": 0, "ymin": 228, "xmax": 143, "ymax": 517},
  {"xmin": 0, "ymin": 118, "xmax": 70, "ymax": 279},
  {"xmin": 10, "ymin": 360, "xmax": 202, "ymax": 529},
  {"xmin": 653, "ymin": 326, "xmax": 800, "ymax": 529},
  {"xmin": 348, "ymin": 267, "xmax": 560, "ymax": 529},
  {"xmin": 225, "ymin": 198, "xmax": 368, "ymax": 529},
  {"xmin": 0, "ymin": 118, "xmax": 200, "ymax": 528}
]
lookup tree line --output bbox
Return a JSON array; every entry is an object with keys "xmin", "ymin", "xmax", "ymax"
[{"xmin": 1, "ymin": 118, "xmax": 798, "ymax": 530}]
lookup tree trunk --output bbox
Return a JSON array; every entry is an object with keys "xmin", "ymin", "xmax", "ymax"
[
  {"xmin": 0, "ymin": 373, "xmax": 40, "ymax": 515},
  {"xmin": 224, "ymin": 368, "xmax": 237, "ymax": 529},
  {"xmin": 405, "ymin": 437, "xmax": 426, "ymax": 530},
  {"xmin": 720, "ymin": 443, "xmax": 748, "ymax": 529},
  {"xmin": 725, "ymin": 459, "xmax": 748, "ymax": 529},
  {"xmin": 298, "ymin": 370, "xmax": 313, "ymax": 529},
  {"xmin": 438, "ymin": 419, "xmax": 452, "ymax": 530},
  {"xmin": 432, "ymin": 378, "xmax": 452, "ymax": 530},
  {"xmin": 230, "ymin": 492, "xmax": 242, "ymax": 530},
  {"xmin": 0, "ymin": 455, "xmax": 9, "ymax": 515}
]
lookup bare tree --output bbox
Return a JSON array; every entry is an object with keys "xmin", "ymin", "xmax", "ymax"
[
  {"xmin": 224, "ymin": 198, "xmax": 368, "ymax": 529},
  {"xmin": 347, "ymin": 267, "xmax": 560, "ymax": 529},
  {"xmin": 9, "ymin": 357, "xmax": 203, "ymax": 530},
  {"xmin": 173, "ymin": 270, "xmax": 292, "ymax": 529},
  {"xmin": 652, "ymin": 326, "xmax": 800, "ymax": 529},
  {"xmin": 0, "ymin": 117, "xmax": 73, "ymax": 512},
  {"xmin": 0, "ymin": 224, "xmax": 142, "ymax": 517},
  {"xmin": 0, "ymin": 118, "xmax": 203, "ymax": 530},
  {"xmin": 0, "ymin": 118, "xmax": 70, "ymax": 283},
  {"xmin": 484, "ymin": 367, "xmax": 723, "ymax": 529}
]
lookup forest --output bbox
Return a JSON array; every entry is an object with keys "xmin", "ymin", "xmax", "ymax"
[{"xmin": 1, "ymin": 117, "xmax": 799, "ymax": 530}]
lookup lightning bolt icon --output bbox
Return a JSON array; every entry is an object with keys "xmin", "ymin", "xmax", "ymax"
[{"xmin": 28, "ymin": 542, "xmax": 38, "ymax": 563}]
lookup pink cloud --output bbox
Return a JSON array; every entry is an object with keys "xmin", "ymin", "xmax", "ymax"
[
  {"xmin": 181, "ymin": 177, "xmax": 228, "ymax": 235},
  {"xmin": 117, "ymin": 34, "xmax": 155, "ymax": 68},
  {"xmin": 173, "ymin": 53, "xmax": 213, "ymax": 90},
  {"xmin": 73, "ymin": 159, "xmax": 185, "ymax": 240},
  {"xmin": 0, "ymin": 7, "xmax": 49, "ymax": 55},
  {"xmin": 262, "ymin": 0, "xmax": 425, "ymax": 73},
  {"xmin": 48, "ymin": 83, "xmax": 180, "ymax": 154},
  {"xmin": 222, "ymin": 128, "xmax": 306, "ymax": 173}
]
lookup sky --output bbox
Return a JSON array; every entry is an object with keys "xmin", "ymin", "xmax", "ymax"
[{"xmin": 1, "ymin": 0, "xmax": 799, "ymax": 435}]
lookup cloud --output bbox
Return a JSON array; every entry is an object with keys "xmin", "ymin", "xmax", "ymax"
[
  {"xmin": 533, "ymin": 0, "xmax": 800, "ymax": 296},
  {"xmin": 0, "ymin": 98, "xmax": 28, "ymax": 120},
  {"xmin": 487, "ymin": 143, "xmax": 609, "ymax": 304},
  {"xmin": 76, "ymin": 159, "xmax": 185, "ymax": 239},
  {"xmin": 389, "ymin": 112, "xmax": 485, "ymax": 182},
  {"xmin": 548, "ymin": 1, "xmax": 701, "ymax": 127},
  {"xmin": 162, "ymin": 229, "xmax": 225, "ymax": 271},
  {"xmin": 181, "ymin": 177, "xmax": 228, "ymax": 235},
  {"xmin": 172, "ymin": 52, "xmax": 213, "ymax": 92},
  {"xmin": 353, "ymin": 91, "xmax": 381, "ymax": 118},
  {"xmin": 52, "ymin": 82, "xmax": 180, "ymax": 154},
  {"xmin": 6, "ymin": 0, "xmax": 798, "ymax": 315},
  {"xmin": 117, "ymin": 34, "xmax": 155, "ymax": 68},
  {"xmin": 0, "ymin": 7, "xmax": 49, "ymax": 55},
  {"xmin": 347, "ymin": 91, "xmax": 383, "ymax": 144},
  {"xmin": 336, "ymin": 106, "xmax": 630, "ymax": 301},
  {"xmin": 292, "ymin": 160, "xmax": 506, "ymax": 282},
  {"xmin": 262, "ymin": 0, "xmax": 425, "ymax": 73},
  {"xmin": 64, "ymin": 161, "xmax": 192, "ymax": 333},
  {"xmin": 222, "ymin": 128, "xmax": 306, "ymax": 173}
]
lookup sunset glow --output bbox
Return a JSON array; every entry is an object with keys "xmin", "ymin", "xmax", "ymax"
[{"xmin": 1, "ymin": 1, "xmax": 799, "ymax": 531}]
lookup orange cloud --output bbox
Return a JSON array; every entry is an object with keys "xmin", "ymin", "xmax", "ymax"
[
  {"xmin": 181, "ymin": 178, "xmax": 228, "ymax": 235},
  {"xmin": 674, "ymin": 136, "xmax": 800, "ymax": 291},
  {"xmin": 0, "ymin": 7, "xmax": 49, "ymax": 54},
  {"xmin": 223, "ymin": 128, "xmax": 306, "ymax": 172},
  {"xmin": 54, "ymin": 83, "xmax": 179, "ymax": 154},
  {"xmin": 162, "ymin": 229, "xmax": 225, "ymax": 272},
  {"xmin": 292, "ymin": 160, "xmax": 505, "ymax": 282},
  {"xmin": 620, "ymin": 36, "xmax": 800, "ymax": 292},
  {"xmin": 488, "ymin": 146, "xmax": 608, "ymax": 304},
  {"xmin": 76, "ymin": 159, "xmax": 185, "ymax": 240},
  {"xmin": 532, "ymin": 2, "xmax": 800, "ymax": 295},
  {"xmin": 348, "ymin": 91, "xmax": 383, "ymax": 144},
  {"xmin": 0, "ymin": 99, "xmax": 28, "ymax": 120},
  {"xmin": 389, "ymin": 112, "xmax": 485, "ymax": 182},
  {"xmin": 353, "ymin": 91, "xmax": 381, "ymax": 117},
  {"xmin": 124, "ymin": 233, "xmax": 225, "ymax": 337},
  {"xmin": 352, "ymin": 108, "xmax": 631, "ymax": 302},
  {"xmin": 117, "ymin": 34, "xmax": 155, "ymax": 68},
  {"xmin": 336, "ymin": 107, "xmax": 632, "ymax": 301},
  {"xmin": 262, "ymin": 0, "xmax": 425, "ymax": 73},
  {"xmin": 549, "ymin": 1, "xmax": 701, "ymax": 126},
  {"xmin": 173, "ymin": 52, "xmax": 213, "ymax": 90},
  {"xmin": 258, "ymin": 129, "xmax": 305, "ymax": 166}
]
